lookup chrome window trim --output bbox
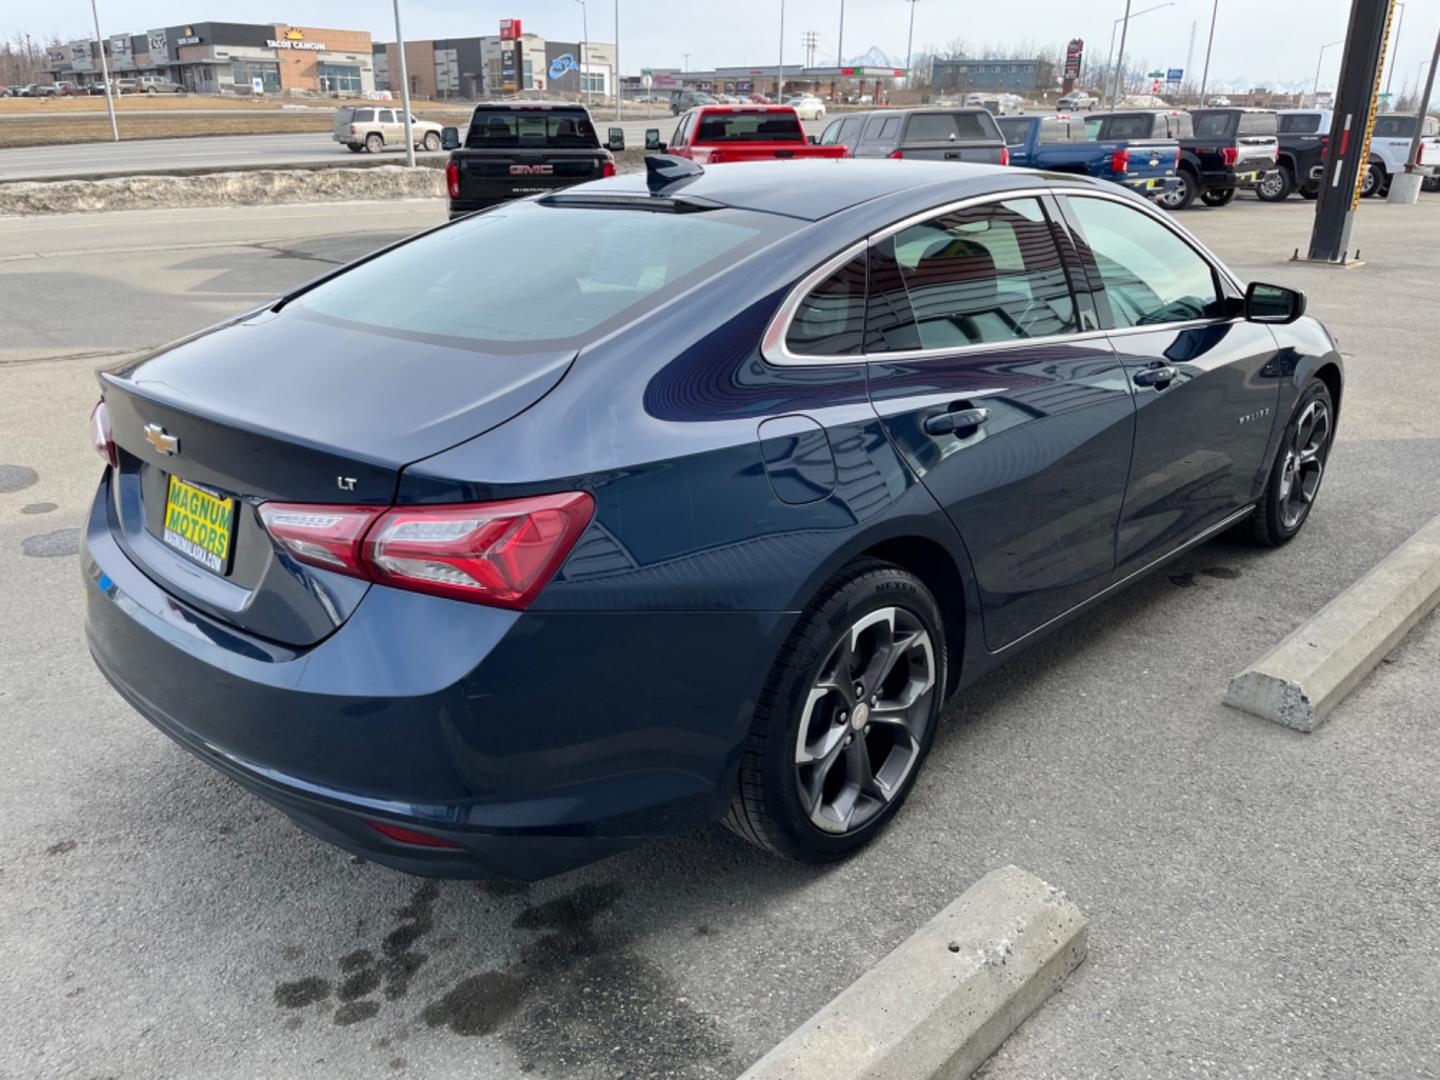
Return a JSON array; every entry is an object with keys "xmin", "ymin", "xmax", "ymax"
[{"xmin": 761, "ymin": 184, "xmax": 1244, "ymax": 368}]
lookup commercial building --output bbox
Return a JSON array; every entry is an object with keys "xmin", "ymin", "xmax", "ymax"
[
  {"xmin": 623, "ymin": 63, "xmax": 908, "ymax": 102},
  {"xmin": 930, "ymin": 57, "xmax": 1055, "ymax": 94},
  {"xmin": 44, "ymin": 22, "xmax": 375, "ymax": 95},
  {"xmin": 376, "ymin": 34, "xmax": 616, "ymax": 100}
]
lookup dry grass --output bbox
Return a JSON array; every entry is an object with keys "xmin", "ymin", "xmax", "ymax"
[
  {"xmin": 0, "ymin": 107, "xmax": 472, "ymax": 149},
  {"xmin": 0, "ymin": 94, "xmax": 452, "ymax": 115}
]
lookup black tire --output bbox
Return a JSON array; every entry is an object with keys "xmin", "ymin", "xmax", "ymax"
[
  {"xmin": 346, "ymin": 144, "xmax": 363, "ymax": 153},
  {"xmin": 1201, "ymin": 186, "xmax": 1237, "ymax": 207},
  {"xmin": 1360, "ymin": 163, "xmax": 1384, "ymax": 197},
  {"xmin": 1158, "ymin": 167, "xmax": 1198, "ymax": 211},
  {"xmin": 1423, "ymin": 175, "xmax": 1440, "ymax": 193},
  {"xmin": 1246, "ymin": 379, "xmax": 1335, "ymax": 547},
  {"xmin": 365, "ymin": 133, "xmax": 384, "ymax": 154},
  {"xmin": 1300, "ymin": 184, "xmax": 1319, "ymax": 200},
  {"xmin": 725, "ymin": 561, "xmax": 947, "ymax": 862},
  {"xmin": 422, "ymin": 131, "xmax": 441, "ymax": 152},
  {"xmin": 1256, "ymin": 166, "xmax": 1293, "ymax": 202}
]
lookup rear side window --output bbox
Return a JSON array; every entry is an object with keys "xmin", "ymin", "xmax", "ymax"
[
  {"xmin": 862, "ymin": 116, "xmax": 887, "ymax": 140},
  {"xmin": 818, "ymin": 120, "xmax": 843, "ymax": 145},
  {"xmin": 905, "ymin": 112, "xmax": 989, "ymax": 142},
  {"xmin": 465, "ymin": 110, "xmax": 598, "ymax": 148},
  {"xmin": 838, "ymin": 116, "xmax": 863, "ymax": 143},
  {"xmin": 1104, "ymin": 116, "xmax": 1152, "ymax": 140},
  {"xmin": 353, "ymin": 109, "xmax": 374, "ymax": 123},
  {"xmin": 1238, "ymin": 112, "xmax": 1277, "ymax": 135},
  {"xmin": 996, "ymin": 118, "xmax": 1029, "ymax": 144},
  {"xmin": 1066, "ymin": 196, "xmax": 1222, "ymax": 328},
  {"xmin": 1192, "ymin": 112, "xmax": 1236, "ymax": 139},
  {"xmin": 785, "ymin": 253, "xmax": 866, "ymax": 356},
  {"xmin": 867, "ymin": 197, "xmax": 1077, "ymax": 352},
  {"xmin": 295, "ymin": 204, "xmax": 777, "ymax": 350},
  {"xmin": 1373, "ymin": 115, "xmax": 1417, "ymax": 138},
  {"xmin": 379, "ymin": 110, "xmax": 396, "ymax": 123},
  {"xmin": 696, "ymin": 111, "xmax": 804, "ymax": 142},
  {"xmin": 1279, "ymin": 113, "xmax": 1322, "ymax": 134},
  {"xmin": 880, "ymin": 117, "xmax": 901, "ymax": 140}
]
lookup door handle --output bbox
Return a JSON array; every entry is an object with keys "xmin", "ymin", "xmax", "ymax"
[
  {"xmin": 1133, "ymin": 365, "xmax": 1177, "ymax": 388},
  {"xmin": 923, "ymin": 406, "xmax": 990, "ymax": 436}
]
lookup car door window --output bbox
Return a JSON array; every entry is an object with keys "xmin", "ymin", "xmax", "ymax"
[
  {"xmin": 819, "ymin": 120, "xmax": 843, "ymax": 145},
  {"xmin": 880, "ymin": 117, "xmax": 901, "ymax": 140},
  {"xmin": 784, "ymin": 252, "xmax": 866, "ymax": 356},
  {"xmin": 862, "ymin": 116, "xmax": 887, "ymax": 141},
  {"xmin": 868, "ymin": 197, "xmax": 1077, "ymax": 352},
  {"xmin": 1066, "ymin": 196, "xmax": 1224, "ymax": 328}
]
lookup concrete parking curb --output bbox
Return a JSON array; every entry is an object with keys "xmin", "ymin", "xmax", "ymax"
[
  {"xmin": 1225, "ymin": 512, "xmax": 1440, "ymax": 731},
  {"xmin": 736, "ymin": 865, "xmax": 1087, "ymax": 1080}
]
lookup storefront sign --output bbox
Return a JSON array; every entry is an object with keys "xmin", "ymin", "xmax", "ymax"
[
  {"xmin": 48, "ymin": 47, "xmax": 66, "ymax": 65},
  {"xmin": 548, "ymin": 53, "xmax": 578, "ymax": 80},
  {"xmin": 267, "ymin": 29, "xmax": 325, "ymax": 51},
  {"xmin": 1064, "ymin": 39, "xmax": 1083, "ymax": 80},
  {"xmin": 110, "ymin": 34, "xmax": 132, "ymax": 58},
  {"xmin": 148, "ymin": 28, "xmax": 167, "ymax": 54},
  {"xmin": 499, "ymin": 18, "xmax": 522, "ymax": 41}
]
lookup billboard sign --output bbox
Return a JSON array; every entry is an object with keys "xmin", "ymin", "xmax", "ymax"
[
  {"xmin": 548, "ymin": 52, "xmax": 578, "ymax": 81},
  {"xmin": 1064, "ymin": 38, "xmax": 1083, "ymax": 80},
  {"xmin": 147, "ymin": 28, "xmax": 168, "ymax": 57},
  {"xmin": 499, "ymin": 18, "xmax": 522, "ymax": 40},
  {"xmin": 1166, "ymin": 67, "xmax": 1183, "ymax": 83}
]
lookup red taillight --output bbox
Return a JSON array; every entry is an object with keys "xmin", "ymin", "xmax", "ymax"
[
  {"xmin": 444, "ymin": 159, "xmax": 460, "ymax": 198},
  {"xmin": 365, "ymin": 821, "xmax": 462, "ymax": 849},
  {"xmin": 602, "ymin": 159, "xmax": 616, "ymax": 177},
  {"xmin": 364, "ymin": 493, "xmax": 594, "ymax": 609},
  {"xmin": 90, "ymin": 400, "xmax": 117, "ymax": 469},
  {"xmin": 257, "ymin": 503, "xmax": 382, "ymax": 576},
  {"xmin": 1417, "ymin": 142, "xmax": 1425, "ymax": 165},
  {"xmin": 1000, "ymin": 145, "xmax": 1010, "ymax": 167},
  {"xmin": 1221, "ymin": 146, "xmax": 1238, "ymax": 167},
  {"xmin": 260, "ymin": 493, "xmax": 595, "ymax": 609},
  {"xmin": 1111, "ymin": 148, "xmax": 1129, "ymax": 174},
  {"xmin": 1174, "ymin": 149, "xmax": 1182, "ymax": 169},
  {"xmin": 1320, "ymin": 136, "xmax": 1329, "ymax": 159},
  {"xmin": 350, "ymin": 125, "xmax": 357, "ymax": 135},
  {"xmin": 888, "ymin": 149, "xmax": 904, "ymax": 160},
  {"xmin": 707, "ymin": 150, "xmax": 727, "ymax": 164}
]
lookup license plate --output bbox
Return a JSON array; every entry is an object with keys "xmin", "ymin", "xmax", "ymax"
[{"xmin": 162, "ymin": 475, "xmax": 235, "ymax": 574}]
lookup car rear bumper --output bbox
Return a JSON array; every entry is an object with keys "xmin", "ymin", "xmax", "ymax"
[
  {"xmin": 1234, "ymin": 167, "xmax": 1278, "ymax": 190},
  {"xmin": 1121, "ymin": 175, "xmax": 1179, "ymax": 197},
  {"xmin": 83, "ymin": 477, "xmax": 790, "ymax": 879}
]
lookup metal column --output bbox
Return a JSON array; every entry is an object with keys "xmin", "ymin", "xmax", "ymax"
[{"xmin": 1306, "ymin": 0, "xmax": 1398, "ymax": 263}]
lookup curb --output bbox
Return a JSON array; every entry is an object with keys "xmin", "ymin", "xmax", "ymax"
[
  {"xmin": 1225, "ymin": 512, "xmax": 1440, "ymax": 731},
  {"xmin": 737, "ymin": 865, "xmax": 1087, "ymax": 1080}
]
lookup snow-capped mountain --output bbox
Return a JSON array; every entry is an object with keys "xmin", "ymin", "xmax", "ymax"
[{"xmin": 845, "ymin": 46, "xmax": 905, "ymax": 69}]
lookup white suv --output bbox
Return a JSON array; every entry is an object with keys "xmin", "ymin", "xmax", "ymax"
[{"xmin": 333, "ymin": 106, "xmax": 444, "ymax": 154}]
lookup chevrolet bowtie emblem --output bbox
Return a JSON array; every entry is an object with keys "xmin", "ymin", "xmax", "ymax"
[{"xmin": 144, "ymin": 423, "xmax": 179, "ymax": 455}]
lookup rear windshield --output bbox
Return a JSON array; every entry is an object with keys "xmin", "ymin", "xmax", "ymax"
[
  {"xmin": 1192, "ymin": 112, "xmax": 1238, "ymax": 138},
  {"xmin": 1103, "ymin": 115, "xmax": 1154, "ymax": 140},
  {"xmin": 905, "ymin": 111, "xmax": 993, "ymax": 142},
  {"xmin": 465, "ymin": 109, "xmax": 598, "ymax": 148},
  {"xmin": 696, "ymin": 111, "xmax": 804, "ymax": 142},
  {"xmin": 1372, "ymin": 115, "xmax": 1418, "ymax": 138},
  {"xmin": 292, "ymin": 203, "xmax": 782, "ymax": 351},
  {"xmin": 1238, "ymin": 112, "xmax": 1277, "ymax": 135},
  {"xmin": 996, "ymin": 118, "xmax": 1029, "ymax": 143},
  {"xmin": 1279, "ymin": 112, "xmax": 1322, "ymax": 134}
]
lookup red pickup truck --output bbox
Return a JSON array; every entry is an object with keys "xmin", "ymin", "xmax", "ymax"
[{"xmin": 663, "ymin": 105, "xmax": 849, "ymax": 164}]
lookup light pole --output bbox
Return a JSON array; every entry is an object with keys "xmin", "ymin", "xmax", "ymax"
[
  {"xmin": 614, "ymin": 0, "xmax": 620, "ymax": 120},
  {"xmin": 90, "ymin": 0, "xmax": 118, "ymax": 142},
  {"xmin": 1384, "ymin": 2, "xmax": 1405, "ymax": 101},
  {"xmin": 1103, "ymin": 1, "xmax": 1174, "ymax": 110},
  {"xmin": 573, "ymin": 0, "xmax": 590, "ymax": 108},
  {"xmin": 904, "ymin": 0, "xmax": 919, "ymax": 91},
  {"xmin": 1197, "ymin": 0, "xmax": 1217, "ymax": 105},
  {"xmin": 1312, "ymin": 39, "xmax": 1343, "ymax": 107},
  {"xmin": 391, "ymin": 0, "xmax": 415, "ymax": 167},
  {"xmin": 778, "ymin": 0, "xmax": 786, "ymax": 99},
  {"xmin": 838, "ymin": 0, "xmax": 846, "ymax": 70}
]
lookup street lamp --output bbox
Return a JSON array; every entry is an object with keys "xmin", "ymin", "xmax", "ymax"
[
  {"xmin": 778, "ymin": 0, "xmax": 786, "ymax": 100},
  {"xmin": 1197, "ymin": 0, "xmax": 1218, "ymax": 105},
  {"xmin": 1384, "ymin": 2, "xmax": 1405, "ymax": 100},
  {"xmin": 90, "ymin": 0, "xmax": 118, "ymax": 142},
  {"xmin": 1104, "ymin": 1, "xmax": 1174, "ymax": 110},
  {"xmin": 614, "ymin": 0, "xmax": 620, "ymax": 121},
  {"xmin": 904, "ymin": 0, "xmax": 919, "ymax": 92},
  {"xmin": 574, "ymin": 0, "xmax": 589, "ymax": 108},
  {"xmin": 1312, "ymin": 39, "xmax": 1343, "ymax": 108},
  {"xmin": 392, "ymin": 0, "xmax": 415, "ymax": 167}
]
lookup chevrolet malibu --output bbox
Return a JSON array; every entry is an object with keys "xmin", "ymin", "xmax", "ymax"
[{"xmin": 84, "ymin": 158, "xmax": 1342, "ymax": 879}]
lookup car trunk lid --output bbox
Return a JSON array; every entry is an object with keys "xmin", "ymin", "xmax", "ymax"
[{"xmin": 99, "ymin": 308, "xmax": 574, "ymax": 647}]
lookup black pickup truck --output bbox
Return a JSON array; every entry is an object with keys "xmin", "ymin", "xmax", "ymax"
[
  {"xmin": 441, "ymin": 103, "xmax": 621, "ymax": 219},
  {"xmin": 1162, "ymin": 108, "xmax": 1280, "ymax": 210}
]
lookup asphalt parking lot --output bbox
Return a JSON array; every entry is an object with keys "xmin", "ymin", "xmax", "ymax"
[{"xmin": 2, "ymin": 194, "xmax": 1438, "ymax": 1079}]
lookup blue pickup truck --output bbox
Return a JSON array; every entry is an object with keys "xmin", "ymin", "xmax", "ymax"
[{"xmin": 996, "ymin": 115, "xmax": 1179, "ymax": 200}]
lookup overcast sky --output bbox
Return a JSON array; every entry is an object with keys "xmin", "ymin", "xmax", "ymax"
[{"xmin": 21, "ymin": 0, "xmax": 1440, "ymax": 94}]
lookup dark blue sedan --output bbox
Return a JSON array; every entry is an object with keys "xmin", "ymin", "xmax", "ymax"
[{"xmin": 84, "ymin": 158, "xmax": 1342, "ymax": 880}]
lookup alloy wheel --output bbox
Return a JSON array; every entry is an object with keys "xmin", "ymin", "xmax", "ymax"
[
  {"xmin": 1158, "ymin": 173, "xmax": 1188, "ymax": 210},
  {"xmin": 1278, "ymin": 398, "xmax": 1331, "ymax": 530},
  {"xmin": 1259, "ymin": 172, "xmax": 1284, "ymax": 198},
  {"xmin": 794, "ymin": 607, "xmax": 937, "ymax": 835}
]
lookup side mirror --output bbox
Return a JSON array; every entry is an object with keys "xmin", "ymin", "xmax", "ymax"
[
  {"xmin": 441, "ymin": 126, "xmax": 460, "ymax": 151},
  {"xmin": 645, "ymin": 128, "xmax": 662, "ymax": 151},
  {"xmin": 1245, "ymin": 281, "xmax": 1305, "ymax": 324},
  {"xmin": 807, "ymin": 134, "xmax": 818, "ymax": 144},
  {"xmin": 606, "ymin": 127, "xmax": 625, "ymax": 151}
]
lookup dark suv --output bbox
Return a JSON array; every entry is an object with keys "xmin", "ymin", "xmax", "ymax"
[
  {"xmin": 1157, "ymin": 108, "xmax": 1279, "ymax": 210},
  {"xmin": 670, "ymin": 90, "xmax": 717, "ymax": 115},
  {"xmin": 818, "ymin": 108, "xmax": 1006, "ymax": 163}
]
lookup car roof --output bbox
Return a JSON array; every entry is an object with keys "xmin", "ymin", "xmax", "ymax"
[{"xmin": 568, "ymin": 158, "xmax": 1043, "ymax": 222}]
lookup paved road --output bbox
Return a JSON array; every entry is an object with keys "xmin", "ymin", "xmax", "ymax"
[
  {"xmin": 1, "ymin": 198, "xmax": 1438, "ymax": 1079},
  {"xmin": 0, "ymin": 117, "xmax": 812, "ymax": 181}
]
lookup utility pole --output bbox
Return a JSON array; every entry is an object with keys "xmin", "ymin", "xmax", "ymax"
[
  {"xmin": 90, "ymin": 0, "xmax": 118, "ymax": 142},
  {"xmin": 837, "ymin": 0, "xmax": 845, "ymax": 69},
  {"xmin": 614, "ymin": 0, "xmax": 620, "ymax": 121},
  {"xmin": 1113, "ymin": 0, "xmax": 1134, "ymax": 109},
  {"xmin": 574, "ymin": 0, "xmax": 590, "ymax": 108},
  {"xmin": 1384, "ymin": 1, "xmax": 1404, "ymax": 100},
  {"xmin": 905, "ymin": 0, "xmax": 919, "ymax": 91},
  {"xmin": 1313, "ymin": 40, "xmax": 1343, "ymax": 106},
  {"xmin": 1198, "ymin": 0, "xmax": 1218, "ymax": 105},
  {"xmin": 392, "ymin": 0, "xmax": 415, "ymax": 167},
  {"xmin": 1184, "ymin": 20, "xmax": 1196, "ymax": 101}
]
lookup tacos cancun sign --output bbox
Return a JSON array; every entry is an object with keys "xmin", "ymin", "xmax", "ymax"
[{"xmin": 267, "ymin": 30, "xmax": 326, "ymax": 50}]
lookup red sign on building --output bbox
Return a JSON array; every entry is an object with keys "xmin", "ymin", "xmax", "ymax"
[{"xmin": 499, "ymin": 18, "xmax": 522, "ymax": 40}]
